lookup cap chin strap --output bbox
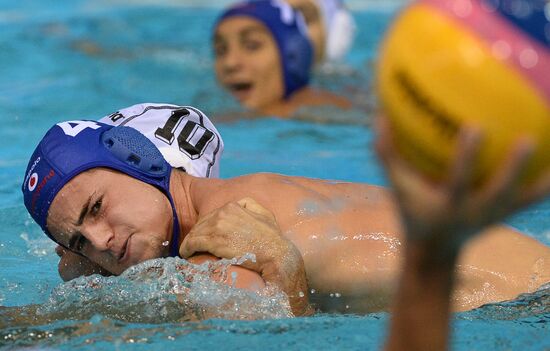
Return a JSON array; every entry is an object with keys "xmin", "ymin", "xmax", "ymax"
[{"xmin": 167, "ymin": 194, "xmax": 181, "ymax": 257}]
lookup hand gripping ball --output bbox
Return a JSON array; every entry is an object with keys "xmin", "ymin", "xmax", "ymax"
[{"xmin": 377, "ymin": 0, "xmax": 550, "ymax": 185}]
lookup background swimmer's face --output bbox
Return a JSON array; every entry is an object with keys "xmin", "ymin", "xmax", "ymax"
[
  {"xmin": 286, "ymin": 0, "xmax": 325, "ymax": 63},
  {"xmin": 46, "ymin": 168, "xmax": 173, "ymax": 275},
  {"xmin": 213, "ymin": 16, "xmax": 285, "ymax": 112}
]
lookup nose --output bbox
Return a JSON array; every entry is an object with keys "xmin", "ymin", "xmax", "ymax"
[
  {"xmin": 82, "ymin": 222, "xmax": 114, "ymax": 252},
  {"xmin": 220, "ymin": 46, "xmax": 243, "ymax": 74}
]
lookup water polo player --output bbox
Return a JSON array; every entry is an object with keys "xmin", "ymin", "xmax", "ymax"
[
  {"xmin": 22, "ymin": 103, "xmax": 550, "ymax": 317},
  {"xmin": 213, "ymin": 0, "xmax": 351, "ymax": 117},
  {"xmin": 286, "ymin": 0, "xmax": 356, "ymax": 64}
]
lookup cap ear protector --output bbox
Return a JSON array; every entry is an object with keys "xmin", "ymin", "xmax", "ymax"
[
  {"xmin": 215, "ymin": 0, "xmax": 313, "ymax": 99},
  {"xmin": 22, "ymin": 121, "xmax": 181, "ymax": 257},
  {"xmin": 102, "ymin": 126, "xmax": 169, "ymax": 176}
]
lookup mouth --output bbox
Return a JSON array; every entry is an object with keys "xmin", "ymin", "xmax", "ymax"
[
  {"xmin": 118, "ymin": 235, "xmax": 132, "ymax": 264},
  {"xmin": 226, "ymin": 82, "xmax": 253, "ymax": 101}
]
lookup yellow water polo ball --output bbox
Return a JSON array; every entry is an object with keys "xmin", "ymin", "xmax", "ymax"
[{"xmin": 377, "ymin": 0, "xmax": 550, "ymax": 186}]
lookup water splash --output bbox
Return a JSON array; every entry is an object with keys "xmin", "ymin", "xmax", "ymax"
[
  {"xmin": 460, "ymin": 283, "xmax": 550, "ymax": 321},
  {"xmin": 19, "ymin": 233, "xmax": 53, "ymax": 257},
  {"xmin": 32, "ymin": 256, "xmax": 292, "ymax": 324}
]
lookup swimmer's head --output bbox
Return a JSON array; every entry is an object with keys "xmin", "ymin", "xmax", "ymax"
[
  {"xmin": 214, "ymin": 0, "xmax": 313, "ymax": 104},
  {"xmin": 287, "ymin": 0, "xmax": 356, "ymax": 63},
  {"xmin": 22, "ymin": 104, "xmax": 221, "ymax": 258}
]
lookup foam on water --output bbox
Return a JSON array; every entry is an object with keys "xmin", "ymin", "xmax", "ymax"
[{"xmin": 33, "ymin": 256, "xmax": 292, "ymax": 324}]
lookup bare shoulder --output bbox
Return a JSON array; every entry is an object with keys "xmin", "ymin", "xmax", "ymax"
[
  {"xmin": 457, "ymin": 224, "xmax": 550, "ymax": 300},
  {"xmin": 194, "ymin": 173, "xmax": 291, "ymax": 215},
  {"xmin": 466, "ymin": 225, "xmax": 550, "ymax": 256}
]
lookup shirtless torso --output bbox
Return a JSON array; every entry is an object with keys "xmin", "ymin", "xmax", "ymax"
[{"xmin": 184, "ymin": 173, "xmax": 550, "ymax": 312}]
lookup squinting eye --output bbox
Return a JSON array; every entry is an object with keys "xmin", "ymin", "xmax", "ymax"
[
  {"xmin": 69, "ymin": 234, "xmax": 88, "ymax": 253},
  {"xmin": 76, "ymin": 235, "xmax": 88, "ymax": 252},
  {"xmin": 91, "ymin": 198, "xmax": 102, "ymax": 216}
]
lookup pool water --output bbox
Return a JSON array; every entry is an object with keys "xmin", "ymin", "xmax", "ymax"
[{"xmin": 1, "ymin": 0, "xmax": 549, "ymax": 350}]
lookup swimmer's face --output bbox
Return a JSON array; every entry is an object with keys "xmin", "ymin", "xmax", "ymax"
[
  {"xmin": 286, "ymin": 0, "xmax": 325, "ymax": 63},
  {"xmin": 46, "ymin": 168, "xmax": 173, "ymax": 275},
  {"xmin": 213, "ymin": 16, "xmax": 285, "ymax": 112}
]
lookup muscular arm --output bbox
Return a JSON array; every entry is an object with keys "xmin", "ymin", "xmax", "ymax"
[
  {"xmin": 187, "ymin": 253, "xmax": 266, "ymax": 292},
  {"xmin": 58, "ymin": 249, "xmax": 267, "ymax": 293},
  {"xmin": 56, "ymin": 246, "xmax": 111, "ymax": 281},
  {"xmin": 180, "ymin": 198, "xmax": 313, "ymax": 317}
]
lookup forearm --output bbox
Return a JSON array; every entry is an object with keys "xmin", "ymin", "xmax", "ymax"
[
  {"xmin": 58, "ymin": 248, "xmax": 111, "ymax": 281},
  {"xmin": 190, "ymin": 254, "xmax": 313, "ymax": 316},
  {"xmin": 385, "ymin": 242, "xmax": 459, "ymax": 351},
  {"xmin": 262, "ymin": 247, "xmax": 314, "ymax": 317}
]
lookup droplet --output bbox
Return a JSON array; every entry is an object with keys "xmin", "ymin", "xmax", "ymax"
[
  {"xmin": 162, "ymin": 241, "xmax": 170, "ymax": 247},
  {"xmin": 298, "ymin": 291, "xmax": 305, "ymax": 298}
]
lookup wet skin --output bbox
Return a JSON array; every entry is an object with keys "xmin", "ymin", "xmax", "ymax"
[
  {"xmin": 53, "ymin": 168, "xmax": 550, "ymax": 313},
  {"xmin": 186, "ymin": 173, "xmax": 550, "ymax": 312},
  {"xmin": 47, "ymin": 168, "xmax": 174, "ymax": 275}
]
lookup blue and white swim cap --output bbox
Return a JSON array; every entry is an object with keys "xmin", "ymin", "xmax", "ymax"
[
  {"xmin": 22, "ymin": 104, "xmax": 224, "ymax": 257},
  {"xmin": 316, "ymin": 0, "xmax": 356, "ymax": 62},
  {"xmin": 216, "ymin": 0, "xmax": 314, "ymax": 99}
]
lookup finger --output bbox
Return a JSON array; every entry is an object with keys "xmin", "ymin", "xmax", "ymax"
[
  {"xmin": 180, "ymin": 233, "xmax": 239, "ymax": 259},
  {"xmin": 192, "ymin": 206, "xmax": 220, "ymax": 227},
  {"xmin": 476, "ymin": 137, "xmax": 534, "ymax": 211},
  {"xmin": 237, "ymin": 197, "xmax": 276, "ymax": 222},
  {"xmin": 449, "ymin": 127, "xmax": 482, "ymax": 201}
]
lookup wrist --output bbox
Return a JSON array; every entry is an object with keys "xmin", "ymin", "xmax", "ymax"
[
  {"xmin": 260, "ymin": 242, "xmax": 311, "ymax": 317},
  {"xmin": 404, "ymin": 240, "xmax": 460, "ymax": 275}
]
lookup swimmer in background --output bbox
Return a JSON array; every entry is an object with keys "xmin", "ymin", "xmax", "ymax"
[
  {"xmin": 285, "ymin": 0, "xmax": 356, "ymax": 66},
  {"xmin": 276, "ymin": 0, "xmax": 375, "ymax": 124},
  {"xmin": 24, "ymin": 103, "xmax": 550, "ymax": 319},
  {"xmin": 212, "ymin": 0, "xmax": 353, "ymax": 120}
]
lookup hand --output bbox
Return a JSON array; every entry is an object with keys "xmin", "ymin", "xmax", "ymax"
[
  {"xmin": 180, "ymin": 197, "xmax": 312, "ymax": 316},
  {"xmin": 375, "ymin": 117, "xmax": 550, "ymax": 254},
  {"xmin": 56, "ymin": 245, "xmax": 111, "ymax": 281}
]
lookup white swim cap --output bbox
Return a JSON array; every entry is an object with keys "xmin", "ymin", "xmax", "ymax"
[{"xmin": 316, "ymin": 0, "xmax": 357, "ymax": 62}]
